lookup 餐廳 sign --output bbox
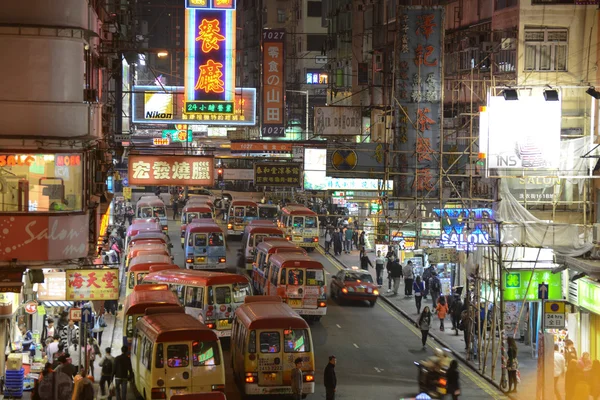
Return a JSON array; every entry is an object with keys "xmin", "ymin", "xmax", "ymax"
[{"xmin": 128, "ymin": 155, "xmax": 214, "ymax": 186}]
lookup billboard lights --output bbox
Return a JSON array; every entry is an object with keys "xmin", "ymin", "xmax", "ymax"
[
  {"xmin": 543, "ymin": 89, "xmax": 559, "ymax": 102},
  {"xmin": 502, "ymin": 88, "xmax": 519, "ymax": 101}
]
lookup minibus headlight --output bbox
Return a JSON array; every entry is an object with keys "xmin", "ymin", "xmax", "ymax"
[
  {"xmin": 211, "ymin": 384, "xmax": 225, "ymax": 392},
  {"xmin": 319, "ymin": 301, "xmax": 326, "ymax": 307},
  {"xmin": 245, "ymin": 372, "xmax": 257, "ymax": 383},
  {"xmin": 228, "ymin": 223, "xmax": 233, "ymax": 229},
  {"xmin": 186, "ymin": 258, "xmax": 193, "ymax": 264},
  {"xmin": 151, "ymin": 387, "xmax": 166, "ymax": 399},
  {"xmin": 313, "ymin": 237, "xmax": 319, "ymax": 242},
  {"xmin": 341, "ymin": 288, "xmax": 348, "ymax": 294},
  {"xmin": 286, "ymin": 236, "xmax": 291, "ymax": 241},
  {"xmin": 373, "ymin": 289, "xmax": 380, "ymax": 296},
  {"xmin": 162, "ymin": 226, "xmax": 168, "ymax": 231},
  {"xmin": 303, "ymin": 373, "xmax": 315, "ymax": 382},
  {"xmin": 439, "ymin": 377, "xmax": 447, "ymax": 387},
  {"xmin": 219, "ymin": 257, "xmax": 226, "ymax": 263}
]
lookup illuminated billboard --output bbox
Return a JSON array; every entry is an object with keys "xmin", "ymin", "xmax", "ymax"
[
  {"xmin": 480, "ymin": 95, "xmax": 561, "ymax": 170},
  {"xmin": 262, "ymin": 29, "xmax": 285, "ymax": 138},
  {"xmin": 144, "ymin": 92, "xmax": 173, "ymax": 120},
  {"xmin": 132, "ymin": 85, "xmax": 256, "ymax": 125}
]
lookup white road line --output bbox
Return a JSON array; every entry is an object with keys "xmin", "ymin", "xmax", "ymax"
[
  {"xmin": 374, "ymin": 367, "xmax": 381, "ymax": 373},
  {"xmin": 353, "ymin": 343, "xmax": 359, "ymax": 348},
  {"xmin": 336, "ymin": 324, "xmax": 341, "ymax": 329}
]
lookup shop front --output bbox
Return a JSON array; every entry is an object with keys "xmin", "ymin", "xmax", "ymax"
[{"xmin": 567, "ymin": 277, "xmax": 600, "ymax": 361}]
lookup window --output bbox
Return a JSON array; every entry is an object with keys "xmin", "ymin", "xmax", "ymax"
[
  {"xmin": 136, "ymin": 273, "xmax": 147, "ymax": 285},
  {"xmin": 152, "ymin": 207, "xmax": 166, "ymax": 218},
  {"xmin": 174, "ymin": 285, "xmax": 186, "ymax": 305},
  {"xmin": 524, "ymin": 29, "xmax": 568, "ymax": 72},
  {"xmin": 495, "ymin": 0, "xmax": 517, "ymax": 10},
  {"xmin": 293, "ymin": 216, "xmax": 303, "ymax": 228},
  {"xmin": 345, "ymin": 273, "xmax": 373, "ymax": 283},
  {"xmin": 126, "ymin": 315, "xmax": 143, "ymax": 338},
  {"xmin": 155, "ymin": 343, "xmax": 164, "ymax": 368},
  {"xmin": 288, "ymin": 269, "xmax": 304, "ymax": 286},
  {"xmin": 194, "ymin": 234, "xmax": 207, "ymax": 247},
  {"xmin": 305, "ymin": 216, "xmax": 317, "ymax": 228},
  {"xmin": 0, "ymin": 153, "xmax": 84, "ymax": 213},
  {"xmin": 270, "ymin": 266, "xmax": 279, "ymax": 286},
  {"xmin": 306, "ymin": 269, "xmax": 324, "ymax": 286},
  {"xmin": 193, "ymin": 341, "xmax": 221, "ymax": 366},
  {"xmin": 187, "ymin": 212, "xmax": 199, "ymax": 223},
  {"xmin": 185, "ymin": 286, "xmax": 203, "ymax": 308},
  {"xmin": 246, "ymin": 207, "xmax": 258, "ymax": 217},
  {"xmin": 128, "ymin": 272, "xmax": 135, "ymax": 289},
  {"xmin": 307, "ymin": 1, "xmax": 322, "ymax": 17},
  {"xmin": 215, "ymin": 286, "xmax": 232, "ymax": 304},
  {"xmin": 260, "ymin": 332, "xmax": 280, "ymax": 353},
  {"xmin": 277, "ymin": 8, "xmax": 286, "ymax": 23},
  {"xmin": 208, "ymin": 233, "xmax": 224, "ymax": 246},
  {"xmin": 167, "ymin": 344, "xmax": 189, "ymax": 368},
  {"xmin": 248, "ymin": 330, "xmax": 256, "ymax": 353},
  {"xmin": 232, "ymin": 282, "xmax": 252, "ymax": 303},
  {"xmin": 284, "ymin": 329, "xmax": 311, "ymax": 352},
  {"xmin": 141, "ymin": 338, "xmax": 153, "ymax": 370},
  {"xmin": 306, "ymin": 34, "xmax": 327, "ymax": 52}
]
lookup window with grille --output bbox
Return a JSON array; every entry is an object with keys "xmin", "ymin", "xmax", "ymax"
[
  {"xmin": 277, "ymin": 9, "xmax": 286, "ymax": 23},
  {"xmin": 524, "ymin": 29, "xmax": 568, "ymax": 72}
]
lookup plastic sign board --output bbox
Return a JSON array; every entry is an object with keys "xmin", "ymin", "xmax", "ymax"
[
  {"xmin": 153, "ymin": 138, "xmax": 170, "ymax": 146},
  {"xmin": 69, "ymin": 307, "xmax": 81, "ymax": 322},
  {"xmin": 261, "ymin": 29, "xmax": 285, "ymax": 137},
  {"xmin": 544, "ymin": 301, "xmax": 565, "ymax": 329},
  {"xmin": 254, "ymin": 163, "xmax": 302, "ymax": 187},
  {"xmin": 503, "ymin": 270, "xmax": 562, "ymax": 301},
  {"xmin": 24, "ymin": 300, "xmax": 38, "ymax": 315},
  {"xmin": 129, "ymin": 155, "xmax": 214, "ymax": 186},
  {"xmin": 538, "ymin": 283, "xmax": 549, "ymax": 300},
  {"xmin": 81, "ymin": 306, "xmax": 93, "ymax": 323},
  {"xmin": 66, "ymin": 269, "xmax": 119, "ymax": 301},
  {"xmin": 577, "ymin": 278, "xmax": 600, "ymax": 315}
]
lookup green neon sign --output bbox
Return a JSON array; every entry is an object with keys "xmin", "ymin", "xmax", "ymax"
[
  {"xmin": 162, "ymin": 130, "xmax": 192, "ymax": 143},
  {"xmin": 577, "ymin": 279, "xmax": 600, "ymax": 314},
  {"xmin": 502, "ymin": 270, "xmax": 562, "ymax": 301}
]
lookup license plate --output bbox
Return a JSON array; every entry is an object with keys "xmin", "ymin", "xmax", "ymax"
[
  {"xmin": 356, "ymin": 287, "xmax": 365, "ymax": 293},
  {"xmin": 264, "ymin": 373, "xmax": 277, "ymax": 381},
  {"xmin": 218, "ymin": 319, "xmax": 231, "ymax": 329},
  {"xmin": 438, "ymin": 388, "xmax": 447, "ymax": 394},
  {"xmin": 196, "ymin": 257, "xmax": 205, "ymax": 263},
  {"xmin": 288, "ymin": 299, "xmax": 302, "ymax": 308},
  {"xmin": 171, "ymin": 388, "xmax": 187, "ymax": 396},
  {"xmin": 304, "ymin": 238, "xmax": 313, "ymax": 242},
  {"xmin": 235, "ymin": 225, "xmax": 243, "ymax": 230}
]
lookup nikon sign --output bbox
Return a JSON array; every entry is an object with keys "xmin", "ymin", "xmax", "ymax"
[{"xmin": 144, "ymin": 92, "xmax": 173, "ymax": 120}]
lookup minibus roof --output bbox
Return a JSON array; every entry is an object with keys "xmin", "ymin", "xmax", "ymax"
[
  {"xmin": 255, "ymin": 240, "xmax": 305, "ymax": 254},
  {"xmin": 149, "ymin": 264, "xmax": 179, "ymax": 273},
  {"xmin": 143, "ymin": 269, "xmax": 250, "ymax": 287},
  {"xmin": 186, "ymin": 222, "xmax": 223, "ymax": 234},
  {"xmin": 281, "ymin": 206, "xmax": 317, "ymax": 216},
  {"xmin": 129, "ymin": 254, "xmax": 172, "ymax": 268},
  {"xmin": 128, "ymin": 243, "xmax": 167, "ymax": 254},
  {"xmin": 171, "ymin": 393, "xmax": 226, "ymax": 400},
  {"xmin": 230, "ymin": 200, "xmax": 258, "ymax": 207},
  {"xmin": 124, "ymin": 287, "xmax": 180, "ymax": 316},
  {"xmin": 268, "ymin": 253, "xmax": 324, "ymax": 269},
  {"xmin": 248, "ymin": 220, "xmax": 276, "ymax": 227},
  {"xmin": 129, "ymin": 236, "xmax": 168, "ymax": 246},
  {"xmin": 126, "ymin": 223, "xmax": 161, "ymax": 237},
  {"xmin": 246, "ymin": 226, "xmax": 284, "ymax": 236},
  {"xmin": 137, "ymin": 312, "xmax": 218, "ymax": 342},
  {"xmin": 235, "ymin": 301, "xmax": 309, "ymax": 330},
  {"xmin": 182, "ymin": 205, "xmax": 213, "ymax": 212},
  {"xmin": 129, "ymin": 262, "xmax": 173, "ymax": 272}
]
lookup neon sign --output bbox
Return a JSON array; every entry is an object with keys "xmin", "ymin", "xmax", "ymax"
[
  {"xmin": 186, "ymin": 0, "xmax": 235, "ymax": 9},
  {"xmin": 0, "ymin": 155, "xmax": 35, "ymax": 167},
  {"xmin": 432, "ymin": 207, "xmax": 494, "ymax": 250},
  {"xmin": 196, "ymin": 60, "xmax": 225, "ymax": 93},
  {"xmin": 196, "ymin": 19, "xmax": 225, "ymax": 53}
]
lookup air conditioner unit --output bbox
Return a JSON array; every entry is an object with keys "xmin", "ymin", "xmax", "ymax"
[
  {"xmin": 501, "ymin": 38, "xmax": 516, "ymax": 50},
  {"xmin": 372, "ymin": 123, "xmax": 385, "ymax": 142}
]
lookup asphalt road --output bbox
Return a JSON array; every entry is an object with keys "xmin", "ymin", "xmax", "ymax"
[{"xmin": 163, "ymin": 219, "xmax": 506, "ymax": 400}]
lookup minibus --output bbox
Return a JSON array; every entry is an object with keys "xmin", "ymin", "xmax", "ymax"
[
  {"xmin": 171, "ymin": 394, "xmax": 226, "ymax": 400},
  {"xmin": 124, "ymin": 221, "xmax": 163, "ymax": 253},
  {"xmin": 136, "ymin": 197, "xmax": 169, "ymax": 233},
  {"xmin": 122, "ymin": 284, "xmax": 181, "ymax": 347},
  {"xmin": 231, "ymin": 296, "xmax": 315, "ymax": 397},
  {"xmin": 132, "ymin": 308, "xmax": 225, "ymax": 398},
  {"xmin": 258, "ymin": 204, "xmax": 279, "ymax": 223},
  {"xmin": 262, "ymin": 253, "xmax": 327, "ymax": 320},
  {"xmin": 184, "ymin": 222, "xmax": 227, "ymax": 270},
  {"xmin": 125, "ymin": 243, "xmax": 170, "ymax": 269},
  {"xmin": 241, "ymin": 225, "xmax": 285, "ymax": 271},
  {"xmin": 143, "ymin": 270, "xmax": 253, "ymax": 337},
  {"xmin": 180, "ymin": 204, "xmax": 215, "ymax": 247},
  {"xmin": 126, "ymin": 253, "xmax": 173, "ymax": 297},
  {"xmin": 252, "ymin": 240, "xmax": 306, "ymax": 294},
  {"xmin": 278, "ymin": 205, "xmax": 319, "ymax": 250},
  {"xmin": 226, "ymin": 200, "xmax": 259, "ymax": 237}
]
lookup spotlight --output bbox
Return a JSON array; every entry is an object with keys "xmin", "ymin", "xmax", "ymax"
[
  {"xmin": 543, "ymin": 89, "xmax": 559, "ymax": 101},
  {"xmin": 502, "ymin": 88, "xmax": 518, "ymax": 101},
  {"xmin": 586, "ymin": 87, "xmax": 600, "ymax": 99}
]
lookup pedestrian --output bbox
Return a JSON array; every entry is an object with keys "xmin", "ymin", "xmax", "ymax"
[
  {"xmin": 403, "ymin": 261, "xmax": 414, "ymax": 297},
  {"xmin": 578, "ymin": 351, "xmax": 592, "ymax": 371},
  {"xmin": 324, "ymin": 355, "xmax": 337, "ymax": 400},
  {"xmin": 390, "ymin": 257, "xmax": 403, "ymax": 295},
  {"xmin": 110, "ymin": 238, "xmax": 121, "ymax": 264},
  {"xmin": 60, "ymin": 319, "xmax": 79, "ymax": 351},
  {"xmin": 564, "ymin": 339, "xmax": 577, "ymax": 366},
  {"xmin": 54, "ymin": 354, "xmax": 77, "ymax": 379},
  {"xmin": 565, "ymin": 359, "xmax": 580, "ymax": 399},
  {"xmin": 47, "ymin": 335, "xmax": 60, "ymax": 365},
  {"xmin": 72, "ymin": 370, "xmax": 94, "ymax": 400},
  {"xmin": 114, "ymin": 346, "xmax": 134, "ymax": 400},
  {"xmin": 86, "ymin": 337, "xmax": 100, "ymax": 378},
  {"xmin": 554, "ymin": 343, "xmax": 566, "ymax": 400},
  {"xmin": 19, "ymin": 324, "xmax": 34, "ymax": 355},
  {"xmin": 360, "ymin": 252, "xmax": 373, "ymax": 271},
  {"xmin": 418, "ymin": 307, "xmax": 432, "ymax": 349},
  {"xmin": 36, "ymin": 361, "xmax": 73, "ymax": 400},
  {"xmin": 413, "ymin": 276, "xmax": 425, "ymax": 314},
  {"xmin": 43, "ymin": 318, "xmax": 56, "ymax": 343},
  {"xmin": 333, "ymin": 229, "xmax": 342, "ymax": 256},
  {"xmin": 422, "ymin": 265, "xmax": 433, "ymax": 299},
  {"xmin": 450, "ymin": 296, "xmax": 463, "ymax": 335},
  {"xmin": 435, "ymin": 295, "xmax": 448, "ymax": 331},
  {"xmin": 358, "ymin": 231, "xmax": 365, "ymax": 248},
  {"xmin": 325, "ymin": 230, "xmax": 332, "ymax": 254},
  {"xmin": 236, "ymin": 249, "xmax": 245, "ymax": 270},
  {"xmin": 344, "ymin": 227, "xmax": 353, "ymax": 253},
  {"xmin": 68, "ymin": 339, "xmax": 80, "ymax": 376},
  {"xmin": 460, "ymin": 308, "xmax": 473, "ymax": 352},
  {"xmin": 429, "ymin": 272, "xmax": 442, "ymax": 308},
  {"xmin": 590, "ymin": 360, "xmax": 600, "ymax": 400},
  {"xmin": 172, "ymin": 197, "xmax": 179, "ymax": 220},
  {"xmin": 99, "ymin": 347, "xmax": 115, "ymax": 400},
  {"xmin": 291, "ymin": 357, "xmax": 303, "ymax": 400},
  {"xmin": 446, "ymin": 359, "xmax": 461, "ymax": 399},
  {"xmin": 375, "ymin": 250, "xmax": 385, "ymax": 287},
  {"xmin": 506, "ymin": 337, "xmax": 519, "ymax": 393},
  {"xmin": 92, "ymin": 312, "xmax": 106, "ymax": 346}
]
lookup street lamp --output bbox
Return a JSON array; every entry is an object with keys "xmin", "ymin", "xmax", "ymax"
[
  {"xmin": 286, "ymin": 89, "xmax": 309, "ymax": 140},
  {"xmin": 157, "ymin": 51, "xmax": 169, "ymax": 58}
]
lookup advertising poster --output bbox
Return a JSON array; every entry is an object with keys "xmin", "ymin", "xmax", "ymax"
[
  {"xmin": 261, "ymin": 29, "xmax": 286, "ymax": 137},
  {"xmin": 314, "ymin": 106, "xmax": 362, "ymax": 136},
  {"xmin": 66, "ymin": 269, "xmax": 119, "ymax": 301},
  {"xmin": 503, "ymin": 270, "xmax": 562, "ymax": 301},
  {"xmin": 37, "ymin": 272, "xmax": 67, "ymax": 301},
  {"xmin": 128, "ymin": 155, "xmax": 214, "ymax": 186},
  {"xmin": 326, "ymin": 143, "xmax": 386, "ymax": 179},
  {"xmin": 254, "ymin": 163, "xmax": 302, "ymax": 187}
]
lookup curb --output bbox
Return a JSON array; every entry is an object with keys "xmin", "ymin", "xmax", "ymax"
[{"xmin": 323, "ymin": 248, "xmax": 515, "ymax": 400}]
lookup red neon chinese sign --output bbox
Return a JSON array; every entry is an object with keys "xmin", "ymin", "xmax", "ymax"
[
  {"xmin": 195, "ymin": 59, "xmax": 225, "ymax": 93},
  {"xmin": 196, "ymin": 19, "xmax": 225, "ymax": 53}
]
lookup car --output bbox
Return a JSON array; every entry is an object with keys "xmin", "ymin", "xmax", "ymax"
[{"xmin": 329, "ymin": 268, "xmax": 380, "ymax": 307}]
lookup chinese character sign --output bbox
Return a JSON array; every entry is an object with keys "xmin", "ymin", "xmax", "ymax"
[
  {"xmin": 128, "ymin": 155, "xmax": 214, "ymax": 186},
  {"xmin": 262, "ymin": 29, "xmax": 285, "ymax": 138},
  {"xmin": 66, "ymin": 269, "xmax": 119, "ymax": 301},
  {"xmin": 185, "ymin": 9, "xmax": 235, "ymax": 103},
  {"xmin": 395, "ymin": 7, "xmax": 443, "ymax": 198},
  {"xmin": 254, "ymin": 163, "xmax": 301, "ymax": 187}
]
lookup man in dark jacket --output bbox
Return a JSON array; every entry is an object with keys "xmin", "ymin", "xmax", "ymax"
[
  {"xmin": 390, "ymin": 258, "xmax": 403, "ymax": 295},
  {"xmin": 324, "ymin": 355, "xmax": 337, "ymax": 400},
  {"xmin": 114, "ymin": 346, "xmax": 134, "ymax": 400}
]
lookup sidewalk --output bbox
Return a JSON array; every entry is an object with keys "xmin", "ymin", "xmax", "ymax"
[{"xmin": 324, "ymin": 247, "xmax": 557, "ymax": 400}]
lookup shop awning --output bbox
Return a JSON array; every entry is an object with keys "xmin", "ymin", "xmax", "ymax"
[
  {"xmin": 556, "ymin": 255, "xmax": 600, "ymax": 280},
  {"xmin": 42, "ymin": 301, "xmax": 73, "ymax": 308}
]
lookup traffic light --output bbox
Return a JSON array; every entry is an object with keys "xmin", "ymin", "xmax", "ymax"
[{"xmin": 217, "ymin": 168, "xmax": 224, "ymax": 182}]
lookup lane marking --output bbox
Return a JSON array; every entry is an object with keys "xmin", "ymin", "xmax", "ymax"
[
  {"xmin": 336, "ymin": 324, "xmax": 341, "ymax": 329},
  {"xmin": 353, "ymin": 343, "xmax": 359, "ymax": 348},
  {"xmin": 374, "ymin": 367, "xmax": 384, "ymax": 373},
  {"xmin": 316, "ymin": 247, "xmax": 506, "ymax": 399}
]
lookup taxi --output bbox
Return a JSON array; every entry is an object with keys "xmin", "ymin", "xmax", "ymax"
[{"xmin": 329, "ymin": 267, "xmax": 379, "ymax": 307}]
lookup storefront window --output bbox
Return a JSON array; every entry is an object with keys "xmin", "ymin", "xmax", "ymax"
[{"xmin": 0, "ymin": 153, "xmax": 84, "ymax": 213}]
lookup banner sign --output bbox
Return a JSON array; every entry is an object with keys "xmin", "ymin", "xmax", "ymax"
[
  {"xmin": 128, "ymin": 155, "xmax": 214, "ymax": 186},
  {"xmin": 326, "ymin": 143, "xmax": 386, "ymax": 179},
  {"xmin": 262, "ymin": 29, "xmax": 286, "ymax": 138},
  {"xmin": 66, "ymin": 269, "xmax": 120, "ymax": 300},
  {"xmin": 314, "ymin": 106, "xmax": 362, "ymax": 136},
  {"xmin": 395, "ymin": 7, "xmax": 444, "ymax": 198},
  {"xmin": 254, "ymin": 162, "xmax": 302, "ymax": 187},
  {"xmin": 426, "ymin": 248, "xmax": 458, "ymax": 263},
  {"xmin": 503, "ymin": 270, "xmax": 562, "ymax": 301}
]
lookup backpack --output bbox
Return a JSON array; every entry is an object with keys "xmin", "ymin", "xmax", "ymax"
[
  {"xmin": 101, "ymin": 357, "xmax": 114, "ymax": 376},
  {"xmin": 431, "ymin": 277, "xmax": 441, "ymax": 292}
]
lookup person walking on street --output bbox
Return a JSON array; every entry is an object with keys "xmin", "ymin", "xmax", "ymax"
[
  {"xmin": 375, "ymin": 250, "xmax": 385, "ymax": 287},
  {"xmin": 429, "ymin": 272, "xmax": 442, "ymax": 308},
  {"xmin": 172, "ymin": 198, "xmax": 179, "ymax": 221},
  {"xmin": 418, "ymin": 307, "xmax": 432, "ymax": 349},
  {"xmin": 507, "ymin": 337, "xmax": 519, "ymax": 393},
  {"xmin": 114, "ymin": 346, "xmax": 134, "ymax": 400},
  {"xmin": 358, "ymin": 231, "xmax": 366, "ymax": 248},
  {"xmin": 325, "ymin": 230, "xmax": 332, "ymax": 254},
  {"xmin": 344, "ymin": 227, "xmax": 353, "ymax": 254},
  {"xmin": 413, "ymin": 276, "xmax": 425, "ymax": 314},
  {"xmin": 564, "ymin": 339, "xmax": 577, "ymax": 366},
  {"xmin": 435, "ymin": 295, "xmax": 449, "ymax": 331},
  {"xmin": 99, "ymin": 347, "xmax": 115, "ymax": 400},
  {"xmin": 324, "ymin": 355, "xmax": 337, "ymax": 400},
  {"xmin": 446, "ymin": 359, "xmax": 461, "ymax": 399},
  {"xmin": 390, "ymin": 257, "xmax": 403, "ymax": 295},
  {"xmin": 333, "ymin": 228, "xmax": 343, "ymax": 256},
  {"xmin": 450, "ymin": 296, "xmax": 463, "ymax": 335},
  {"xmin": 422, "ymin": 265, "xmax": 433, "ymax": 300},
  {"xmin": 554, "ymin": 343, "xmax": 566, "ymax": 400},
  {"xmin": 92, "ymin": 312, "xmax": 106, "ymax": 346},
  {"xmin": 403, "ymin": 261, "xmax": 414, "ymax": 297},
  {"xmin": 360, "ymin": 252, "xmax": 373, "ymax": 271},
  {"xmin": 291, "ymin": 357, "xmax": 303, "ymax": 400}
]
